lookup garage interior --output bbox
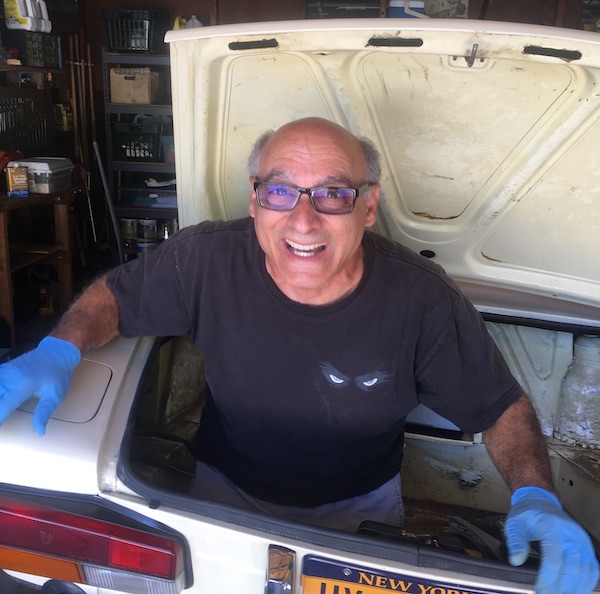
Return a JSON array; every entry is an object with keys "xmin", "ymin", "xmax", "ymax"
[{"xmin": 0, "ymin": 0, "xmax": 598, "ymax": 358}]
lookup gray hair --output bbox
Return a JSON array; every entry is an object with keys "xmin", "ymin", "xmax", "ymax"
[
  {"xmin": 248, "ymin": 129, "xmax": 381, "ymax": 184},
  {"xmin": 360, "ymin": 136, "xmax": 381, "ymax": 184},
  {"xmin": 248, "ymin": 130, "xmax": 273, "ymax": 178}
]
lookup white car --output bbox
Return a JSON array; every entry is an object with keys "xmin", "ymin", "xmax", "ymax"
[{"xmin": 1, "ymin": 17, "xmax": 599, "ymax": 594}]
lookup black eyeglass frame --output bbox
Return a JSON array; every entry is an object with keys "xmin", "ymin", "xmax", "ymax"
[{"xmin": 253, "ymin": 181, "xmax": 371, "ymax": 215}]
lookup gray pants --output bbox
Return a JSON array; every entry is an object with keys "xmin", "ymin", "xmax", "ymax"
[{"xmin": 189, "ymin": 461, "xmax": 404, "ymax": 533}]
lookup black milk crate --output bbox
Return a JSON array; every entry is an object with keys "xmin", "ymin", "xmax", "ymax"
[
  {"xmin": 113, "ymin": 122, "xmax": 162, "ymax": 162},
  {"xmin": 103, "ymin": 9, "xmax": 169, "ymax": 53}
]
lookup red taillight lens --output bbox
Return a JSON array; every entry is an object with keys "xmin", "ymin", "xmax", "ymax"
[
  {"xmin": 0, "ymin": 495, "xmax": 185, "ymax": 591},
  {"xmin": 109, "ymin": 535, "xmax": 178, "ymax": 577}
]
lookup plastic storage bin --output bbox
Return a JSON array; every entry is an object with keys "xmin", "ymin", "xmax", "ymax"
[
  {"xmin": 103, "ymin": 10, "xmax": 169, "ymax": 53},
  {"xmin": 307, "ymin": 1, "xmax": 381, "ymax": 18},
  {"xmin": 113, "ymin": 122, "xmax": 162, "ymax": 162},
  {"xmin": 160, "ymin": 135, "xmax": 175, "ymax": 163},
  {"xmin": 121, "ymin": 187, "xmax": 177, "ymax": 209},
  {"xmin": 7, "ymin": 157, "xmax": 73, "ymax": 194},
  {"xmin": 387, "ymin": 1, "xmax": 426, "ymax": 17}
]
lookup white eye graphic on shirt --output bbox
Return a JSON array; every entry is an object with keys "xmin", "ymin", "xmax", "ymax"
[
  {"xmin": 329, "ymin": 374, "xmax": 346, "ymax": 384},
  {"xmin": 320, "ymin": 362, "xmax": 393, "ymax": 393},
  {"xmin": 320, "ymin": 363, "xmax": 351, "ymax": 387}
]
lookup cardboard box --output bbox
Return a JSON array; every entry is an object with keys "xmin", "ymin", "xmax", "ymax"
[
  {"xmin": 110, "ymin": 68, "xmax": 160, "ymax": 104},
  {"xmin": 7, "ymin": 157, "xmax": 73, "ymax": 194}
]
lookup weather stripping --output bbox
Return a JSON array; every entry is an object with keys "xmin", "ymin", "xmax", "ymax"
[
  {"xmin": 368, "ymin": 36, "xmax": 424, "ymax": 47},
  {"xmin": 229, "ymin": 38, "xmax": 279, "ymax": 51},
  {"xmin": 523, "ymin": 45, "xmax": 582, "ymax": 60}
]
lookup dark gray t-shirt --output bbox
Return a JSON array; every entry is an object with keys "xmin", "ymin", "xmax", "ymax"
[{"xmin": 107, "ymin": 217, "xmax": 521, "ymax": 506}]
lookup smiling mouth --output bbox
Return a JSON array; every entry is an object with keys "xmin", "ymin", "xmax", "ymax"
[{"xmin": 285, "ymin": 239, "xmax": 326, "ymax": 257}]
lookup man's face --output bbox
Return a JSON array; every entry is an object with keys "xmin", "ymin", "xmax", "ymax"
[{"xmin": 249, "ymin": 119, "xmax": 379, "ymax": 305}]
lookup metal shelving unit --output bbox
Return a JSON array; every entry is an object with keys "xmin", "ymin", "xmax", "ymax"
[{"xmin": 102, "ymin": 49, "xmax": 177, "ymax": 223}]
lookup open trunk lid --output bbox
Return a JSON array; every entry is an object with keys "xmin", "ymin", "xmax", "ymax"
[{"xmin": 165, "ymin": 19, "xmax": 600, "ymax": 324}]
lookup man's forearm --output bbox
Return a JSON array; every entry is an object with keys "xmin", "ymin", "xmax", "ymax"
[
  {"xmin": 483, "ymin": 393, "xmax": 556, "ymax": 496},
  {"xmin": 50, "ymin": 274, "xmax": 120, "ymax": 355}
]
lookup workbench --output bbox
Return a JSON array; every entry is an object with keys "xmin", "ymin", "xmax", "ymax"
[{"xmin": 0, "ymin": 186, "xmax": 78, "ymax": 350}]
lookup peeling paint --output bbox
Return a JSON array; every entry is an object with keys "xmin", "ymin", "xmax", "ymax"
[
  {"xmin": 459, "ymin": 469, "xmax": 483, "ymax": 487},
  {"xmin": 425, "ymin": 457, "xmax": 483, "ymax": 488}
]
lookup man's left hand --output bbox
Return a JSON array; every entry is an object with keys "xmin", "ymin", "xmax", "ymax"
[{"xmin": 505, "ymin": 486, "xmax": 599, "ymax": 594}]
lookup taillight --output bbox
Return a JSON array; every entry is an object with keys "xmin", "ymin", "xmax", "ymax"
[{"xmin": 0, "ymin": 495, "xmax": 186, "ymax": 594}]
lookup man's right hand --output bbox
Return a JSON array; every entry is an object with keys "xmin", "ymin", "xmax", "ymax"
[{"xmin": 0, "ymin": 336, "xmax": 81, "ymax": 435}]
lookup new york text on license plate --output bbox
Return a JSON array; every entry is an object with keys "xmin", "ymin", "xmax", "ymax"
[{"xmin": 302, "ymin": 555, "xmax": 523, "ymax": 594}]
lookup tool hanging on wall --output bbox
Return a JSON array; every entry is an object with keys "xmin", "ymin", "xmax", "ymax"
[
  {"xmin": 93, "ymin": 140, "xmax": 124, "ymax": 265},
  {"xmin": 68, "ymin": 35, "xmax": 81, "ymax": 162},
  {"xmin": 87, "ymin": 44, "xmax": 97, "ymax": 156},
  {"xmin": 68, "ymin": 34, "xmax": 98, "ymax": 247},
  {"xmin": 77, "ymin": 36, "xmax": 89, "ymax": 164}
]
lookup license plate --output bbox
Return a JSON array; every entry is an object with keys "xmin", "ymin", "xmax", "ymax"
[{"xmin": 302, "ymin": 555, "xmax": 524, "ymax": 594}]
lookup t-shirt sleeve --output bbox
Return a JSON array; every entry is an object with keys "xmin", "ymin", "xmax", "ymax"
[
  {"xmin": 106, "ymin": 233, "xmax": 193, "ymax": 338},
  {"xmin": 414, "ymin": 283, "xmax": 523, "ymax": 434}
]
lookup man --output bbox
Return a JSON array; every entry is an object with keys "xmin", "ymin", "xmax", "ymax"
[{"xmin": 0, "ymin": 118, "xmax": 598, "ymax": 594}]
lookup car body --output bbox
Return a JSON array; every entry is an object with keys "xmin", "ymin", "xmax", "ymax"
[{"xmin": 1, "ymin": 16, "xmax": 600, "ymax": 594}]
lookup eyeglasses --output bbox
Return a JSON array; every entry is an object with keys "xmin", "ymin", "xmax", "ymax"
[{"xmin": 253, "ymin": 181, "xmax": 371, "ymax": 215}]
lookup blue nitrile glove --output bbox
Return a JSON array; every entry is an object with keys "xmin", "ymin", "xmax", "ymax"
[
  {"xmin": 0, "ymin": 336, "xmax": 81, "ymax": 436},
  {"xmin": 505, "ymin": 486, "xmax": 599, "ymax": 594}
]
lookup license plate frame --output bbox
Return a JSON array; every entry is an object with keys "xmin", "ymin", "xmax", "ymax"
[{"xmin": 301, "ymin": 555, "xmax": 527, "ymax": 594}]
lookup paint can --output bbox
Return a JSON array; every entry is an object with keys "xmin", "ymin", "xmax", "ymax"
[
  {"xmin": 137, "ymin": 218, "xmax": 157, "ymax": 242},
  {"xmin": 120, "ymin": 218, "xmax": 137, "ymax": 239},
  {"xmin": 123, "ymin": 238, "xmax": 138, "ymax": 261},
  {"xmin": 136, "ymin": 241, "xmax": 156, "ymax": 254}
]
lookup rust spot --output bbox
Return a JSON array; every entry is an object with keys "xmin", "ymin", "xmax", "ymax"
[
  {"xmin": 481, "ymin": 252, "xmax": 503, "ymax": 262},
  {"xmin": 413, "ymin": 211, "xmax": 459, "ymax": 220},
  {"xmin": 567, "ymin": 450, "xmax": 600, "ymax": 478},
  {"xmin": 550, "ymin": 441, "xmax": 600, "ymax": 481}
]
